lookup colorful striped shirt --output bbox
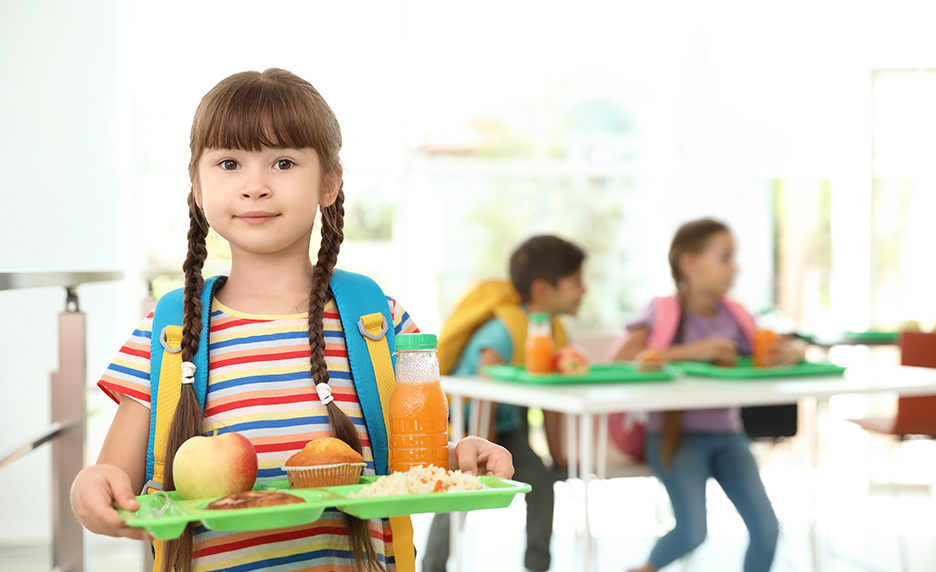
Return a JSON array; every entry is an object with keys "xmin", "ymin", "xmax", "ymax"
[{"xmin": 99, "ymin": 294, "xmax": 418, "ymax": 572}]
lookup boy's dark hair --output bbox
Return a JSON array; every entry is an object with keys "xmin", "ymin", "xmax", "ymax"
[{"xmin": 509, "ymin": 235, "xmax": 585, "ymax": 302}]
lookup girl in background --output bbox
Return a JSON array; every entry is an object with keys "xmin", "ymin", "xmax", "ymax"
[
  {"xmin": 615, "ymin": 218, "xmax": 802, "ymax": 572},
  {"xmin": 70, "ymin": 68, "xmax": 511, "ymax": 572}
]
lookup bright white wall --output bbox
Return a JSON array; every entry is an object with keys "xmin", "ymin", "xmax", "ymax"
[{"xmin": 0, "ymin": 0, "xmax": 129, "ymax": 544}]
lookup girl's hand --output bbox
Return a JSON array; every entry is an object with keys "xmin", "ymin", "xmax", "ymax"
[
  {"xmin": 773, "ymin": 338, "xmax": 807, "ymax": 366},
  {"xmin": 70, "ymin": 464, "xmax": 152, "ymax": 542},
  {"xmin": 452, "ymin": 436, "xmax": 514, "ymax": 478},
  {"xmin": 685, "ymin": 337, "xmax": 737, "ymax": 362}
]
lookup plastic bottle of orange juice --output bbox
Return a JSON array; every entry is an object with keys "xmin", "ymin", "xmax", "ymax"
[
  {"xmin": 753, "ymin": 328, "xmax": 779, "ymax": 368},
  {"xmin": 389, "ymin": 333, "xmax": 449, "ymax": 472},
  {"xmin": 525, "ymin": 313, "xmax": 555, "ymax": 374}
]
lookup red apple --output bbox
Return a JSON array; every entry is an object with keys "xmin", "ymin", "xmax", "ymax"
[
  {"xmin": 553, "ymin": 345, "xmax": 590, "ymax": 375},
  {"xmin": 172, "ymin": 431, "xmax": 258, "ymax": 500}
]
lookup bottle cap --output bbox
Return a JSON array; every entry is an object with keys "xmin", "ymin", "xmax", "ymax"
[
  {"xmin": 396, "ymin": 333, "xmax": 438, "ymax": 350},
  {"xmin": 529, "ymin": 312, "xmax": 550, "ymax": 324}
]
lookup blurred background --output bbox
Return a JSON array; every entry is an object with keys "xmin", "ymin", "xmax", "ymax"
[{"xmin": 2, "ymin": 0, "xmax": 936, "ymax": 568}]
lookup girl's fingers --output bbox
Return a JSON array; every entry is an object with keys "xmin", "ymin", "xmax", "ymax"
[
  {"xmin": 454, "ymin": 437, "xmax": 514, "ymax": 478},
  {"xmin": 485, "ymin": 451, "xmax": 514, "ymax": 478},
  {"xmin": 82, "ymin": 476, "xmax": 145, "ymax": 538},
  {"xmin": 106, "ymin": 473, "xmax": 141, "ymax": 512},
  {"xmin": 94, "ymin": 500, "xmax": 134, "ymax": 532},
  {"xmin": 118, "ymin": 526, "xmax": 153, "ymax": 542},
  {"xmin": 455, "ymin": 445, "xmax": 480, "ymax": 477}
]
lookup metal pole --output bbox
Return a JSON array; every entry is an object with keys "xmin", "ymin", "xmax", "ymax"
[{"xmin": 51, "ymin": 288, "xmax": 86, "ymax": 572}]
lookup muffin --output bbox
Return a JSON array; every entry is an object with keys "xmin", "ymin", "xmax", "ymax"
[{"xmin": 283, "ymin": 437, "xmax": 366, "ymax": 488}]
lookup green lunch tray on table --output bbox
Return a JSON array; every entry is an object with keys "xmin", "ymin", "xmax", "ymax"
[
  {"xmin": 840, "ymin": 331, "xmax": 899, "ymax": 345},
  {"xmin": 119, "ymin": 475, "xmax": 531, "ymax": 540},
  {"xmin": 676, "ymin": 356, "xmax": 846, "ymax": 379},
  {"xmin": 796, "ymin": 331, "xmax": 899, "ymax": 346},
  {"xmin": 483, "ymin": 362, "xmax": 680, "ymax": 384}
]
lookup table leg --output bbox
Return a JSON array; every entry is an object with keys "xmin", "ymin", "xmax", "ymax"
[
  {"xmin": 478, "ymin": 399, "xmax": 492, "ymax": 441},
  {"xmin": 804, "ymin": 396, "xmax": 829, "ymax": 572},
  {"xmin": 596, "ymin": 413, "xmax": 608, "ymax": 480},
  {"xmin": 580, "ymin": 412, "xmax": 595, "ymax": 570},
  {"xmin": 567, "ymin": 413, "xmax": 578, "ymax": 481},
  {"xmin": 450, "ymin": 394, "xmax": 465, "ymax": 572},
  {"xmin": 565, "ymin": 414, "xmax": 582, "ymax": 569},
  {"xmin": 467, "ymin": 396, "xmax": 479, "ymax": 438}
]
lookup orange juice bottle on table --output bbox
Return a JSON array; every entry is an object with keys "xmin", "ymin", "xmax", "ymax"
[
  {"xmin": 526, "ymin": 313, "xmax": 555, "ymax": 374},
  {"xmin": 389, "ymin": 333, "xmax": 449, "ymax": 472},
  {"xmin": 753, "ymin": 328, "xmax": 779, "ymax": 368}
]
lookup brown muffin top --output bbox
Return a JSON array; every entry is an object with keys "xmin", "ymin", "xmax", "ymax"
[{"xmin": 285, "ymin": 437, "xmax": 364, "ymax": 467}]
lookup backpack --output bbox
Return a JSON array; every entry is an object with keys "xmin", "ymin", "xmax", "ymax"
[
  {"xmin": 145, "ymin": 268, "xmax": 415, "ymax": 571},
  {"xmin": 437, "ymin": 280, "xmax": 567, "ymax": 374},
  {"xmin": 608, "ymin": 295, "xmax": 757, "ymax": 460}
]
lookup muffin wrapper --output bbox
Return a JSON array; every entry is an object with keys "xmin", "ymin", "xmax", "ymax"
[{"xmin": 283, "ymin": 462, "xmax": 365, "ymax": 488}]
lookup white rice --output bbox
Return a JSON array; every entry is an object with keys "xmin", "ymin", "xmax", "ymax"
[{"xmin": 348, "ymin": 465, "xmax": 486, "ymax": 498}]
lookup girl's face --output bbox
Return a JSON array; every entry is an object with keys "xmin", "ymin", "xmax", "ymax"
[
  {"xmin": 682, "ymin": 231, "xmax": 737, "ymax": 296},
  {"xmin": 194, "ymin": 147, "xmax": 340, "ymax": 258}
]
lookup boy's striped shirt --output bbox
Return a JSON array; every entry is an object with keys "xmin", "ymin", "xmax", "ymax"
[{"xmin": 99, "ymin": 295, "xmax": 417, "ymax": 572}]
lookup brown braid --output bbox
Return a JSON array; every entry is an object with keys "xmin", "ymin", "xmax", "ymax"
[
  {"xmin": 159, "ymin": 193, "xmax": 212, "ymax": 572},
  {"xmin": 659, "ymin": 219, "xmax": 730, "ymax": 471},
  {"xmin": 307, "ymin": 185, "xmax": 382, "ymax": 571},
  {"xmin": 175, "ymin": 68, "xmax": 380, "ymax": 570}
]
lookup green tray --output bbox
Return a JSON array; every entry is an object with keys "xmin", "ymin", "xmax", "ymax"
[
  {"xmin": 677, "ymin": 356, "xmax": 846, "ymax": 379},
  {"xmin": 118, "ymin": 483, "xmax": 327, "ymax": 541},
  {"xmin": 841, "ymin": 331, "xmax": 899, "ymax": 344},
  {"xmin": 796, "ymin": 331, "xmax": 899, "ymax": 346},
  {"xmin": 483, "ymin": 362, "xmax": 679, "ymax": 384},
  {"xmin": 119, "ymin": 476, "xmax": 530, "ymax": 539},
  {"xmin": 326, "ymin": 475, "xmax": 531, "ymax": 519}
]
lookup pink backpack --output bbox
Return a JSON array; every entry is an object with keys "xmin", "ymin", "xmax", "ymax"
[{"xmin": 607, "ymin": 295, "xmax": 755, "ymax": 460}]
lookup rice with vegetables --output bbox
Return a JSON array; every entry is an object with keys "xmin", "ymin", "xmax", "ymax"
[{"xmin": 349, "ymin": 465, "xmax": 486, "ymax": 497}]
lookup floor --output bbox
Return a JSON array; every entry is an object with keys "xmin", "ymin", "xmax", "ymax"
[
  {"xmin": 3, "ymin": 458, "xmax": 934, "ymax": 572},
  {"xmin": 3, "ymin": 394, "xmax": 935, "ymax": 572}
]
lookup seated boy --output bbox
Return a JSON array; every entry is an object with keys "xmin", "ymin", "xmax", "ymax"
[{"xmin": 422, "ymin": 235, "xmax": 587, "ymax": 572}]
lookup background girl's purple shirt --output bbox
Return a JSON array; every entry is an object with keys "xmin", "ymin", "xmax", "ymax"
[{"xmin": 628, "ymin": 299, "xmax": 750, "ymax": 433}]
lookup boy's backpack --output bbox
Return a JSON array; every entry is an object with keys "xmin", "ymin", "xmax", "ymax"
[
  {"xmin": 437, "ymin": 280, "xmax": 567, "ymax": 374},
  {"xmin": 145, "ymin": 268, "xmax": 415, "ymax": 571}
]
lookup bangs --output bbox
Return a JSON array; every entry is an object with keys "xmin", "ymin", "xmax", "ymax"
[{"xmin": 195, "ymin": 77, "xmax": 324, "ymax": 153}]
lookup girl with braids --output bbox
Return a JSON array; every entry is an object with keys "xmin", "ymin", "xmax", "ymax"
[
  {"xmin": 613, "ymin": 218, "xmax": 802, "ymax": 572},
  {"xmin": 70, "ymin": 68, "xmax": 512, "ymax": 572}
]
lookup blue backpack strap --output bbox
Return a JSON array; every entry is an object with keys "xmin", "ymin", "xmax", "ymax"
[
  {"xmin": 330, "ymin": 268, "xmax": 397, "ymax": 476},
  {"xmin": 145, "ymin": 275, "xmax": 224, "ymax": 487}
]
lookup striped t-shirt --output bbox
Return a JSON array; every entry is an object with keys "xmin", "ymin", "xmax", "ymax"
[{"xmin": 99, "ymin": 294, "xmax": 417, "ymax": 572}]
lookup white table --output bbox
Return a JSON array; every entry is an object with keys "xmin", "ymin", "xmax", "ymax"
[{"xmin": 443, "ymin": 366, "xmax": 936, "ymax": 572}]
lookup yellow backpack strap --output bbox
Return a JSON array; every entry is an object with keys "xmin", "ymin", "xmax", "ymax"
[
  {"xmin": 358, "ymin": 312, "xmax": 416, "ymax": 572},
  {"xmin": 553, "ymin": 317, "xmax": 568, "ymax": 348},
  {"xmin": 149, "ymin": 324, "xmax": 184, "ymax": 572},
  {"xmin": 359, "ymin": 313, "xmax": 396, "ymax": 431},
  {"xmin": 491, "ymin": 304, "xmax": 529, "ymax": 364},
  {"xmin": 149, "ymin": 324, "xmax": 184, "ymax": 494}
]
